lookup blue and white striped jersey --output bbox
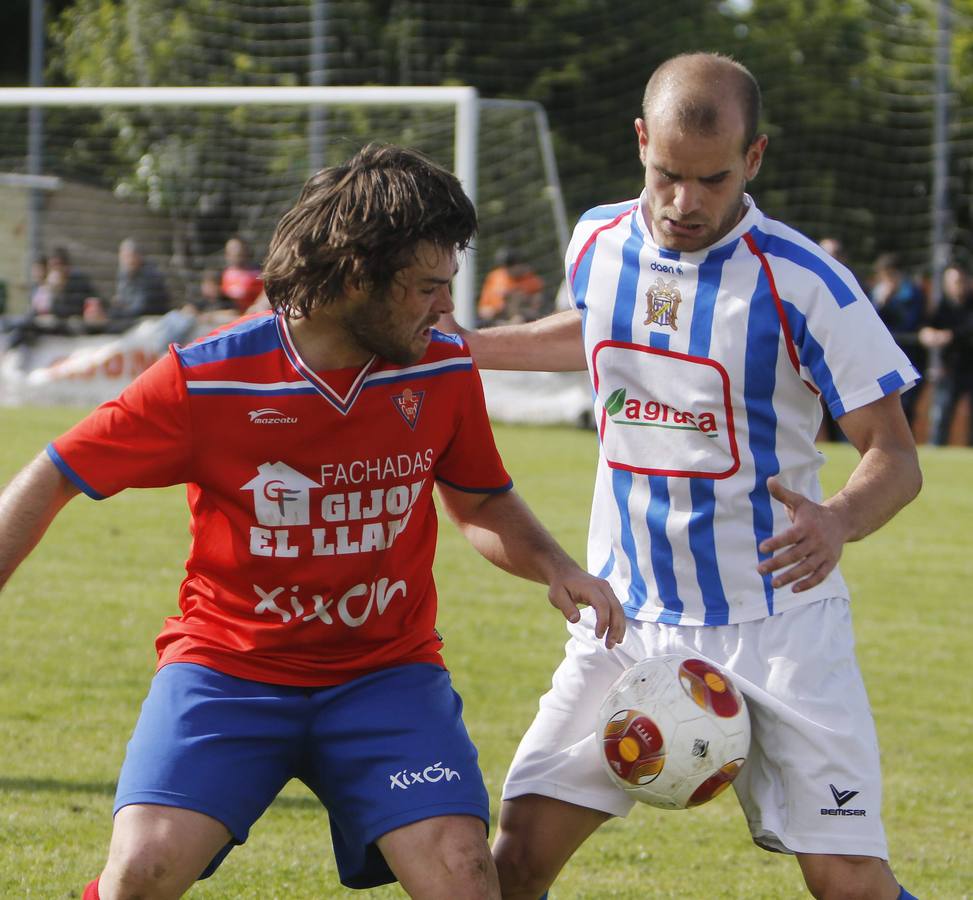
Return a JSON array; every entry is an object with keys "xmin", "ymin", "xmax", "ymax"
[{"xmin": 568, "ymin": 193, "xmax": 918, "ymax": 626}]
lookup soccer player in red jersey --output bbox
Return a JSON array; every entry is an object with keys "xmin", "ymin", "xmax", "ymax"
[{"xmin": 0, "ymin": 143, "xmax": 625, "ymax": 900}]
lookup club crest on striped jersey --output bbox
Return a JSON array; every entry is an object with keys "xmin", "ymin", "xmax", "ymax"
[
  {"xmin": 644, "ymin": 277, "xmax": 681, "ymax": 331},
  {"xmin": 392, "ymin": 387, "xmax": 425, "ymax": 430}
]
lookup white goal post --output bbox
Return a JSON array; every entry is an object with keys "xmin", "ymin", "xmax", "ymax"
[{"xmin": 0, "ymin": 85, "xmax": 499, "ymax": 323}]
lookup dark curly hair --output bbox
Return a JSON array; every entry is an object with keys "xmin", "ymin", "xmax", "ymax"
[{"xmin": 262, "ymin": 143, "xmax": 477, "ymax": 317}]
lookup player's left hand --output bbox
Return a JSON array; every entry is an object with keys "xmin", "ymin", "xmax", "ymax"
[
  {"xmin": 756, "ymin": 476, "xmax": 849, "ymax": 593},
  {"xmin": 547, "ymin": 567, "xmax": 626, "ymax": 649}
]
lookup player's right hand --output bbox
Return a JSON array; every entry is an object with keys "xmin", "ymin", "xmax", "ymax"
[{"xmin": 547, "ymin": 567, "xmax": 626, "ymax": 649}]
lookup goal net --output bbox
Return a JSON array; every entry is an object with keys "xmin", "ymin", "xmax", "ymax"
[
  {"xmin": 0, "ymin": 86, "xmax": 568, "ymax": 326},
  {"xmin": 5, "ymin": 2, "xmax": 973, "ymax": 350}
]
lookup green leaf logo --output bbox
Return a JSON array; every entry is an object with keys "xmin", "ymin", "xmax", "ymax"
[{"xmin": 604, "ymin": 387, "xmax": 626, "ymax": 416}]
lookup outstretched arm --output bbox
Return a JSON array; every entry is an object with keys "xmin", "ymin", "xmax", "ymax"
[
  {"xmin": 0, "ymin": 452, "xmax": 80, "ymax": 592},
  {"xmin": 436, "ymin": 482, "xmax": 625, "ymax": 648},
  {"xmin": 757, "ymin": 392, "xmax": 921, "ymax": 592},
  {"xmin": 439, "ymin": 309, "xmax": 586, "ymax": 372}
]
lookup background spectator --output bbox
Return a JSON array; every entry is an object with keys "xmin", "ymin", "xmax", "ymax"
[
  {"xmin": 477, "ymin": 247, "xmax": 545, "ymax": 325},
  {"xmin": 1, "ymin": 250, "xmax": 99, "ymax": 349},
  {"xmin": 816, "ymin": 236, "xmax": 856, "ymax": 442},
  {"xmin": 189, "ymin": 268, "xmax": 235, "ymax": 315},
  {"xmin": 29, "ymin": 256, "xmax": 52, "ymax": 316},
  {"xmin": 46, "ymin": 246, "xmax": 100, "ymax": 321},
  {"xmin": 919, "ymin": 263, "xmax": 973, "ymax": 445},
  {"xmin": 108, "ymin": 238, "xmax": 170, "ymax": 328},
  {"xmin": 220, "ymin": 236, "xmax": 264, "ymax": 313},
  {"xmin": 869, "ymin": 252, "xmax": 927, "ymax": 424},
  {"xmin": 149, "ymin": 269, "xmax": 239, "ymax": 351},
  {"xmin": 818, "ymin": 236, "xmax": 847, "ymax": 265},
  {"xmin": 2, "ymin": 258, "xmax": 49, "ymax": 350}
]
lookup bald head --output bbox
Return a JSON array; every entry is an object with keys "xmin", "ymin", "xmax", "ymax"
[{"xmin": 642, "ymin": 53, "xmax": 762, "ymax": 153}]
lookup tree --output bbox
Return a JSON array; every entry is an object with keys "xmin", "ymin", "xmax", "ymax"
[
  {"xmin": 48, "ymin": 0, "xmax": 312, "ymax": 293},
  {"xmin": 37, "ymin": 0, "xmax": 973, "ymax": 286}
]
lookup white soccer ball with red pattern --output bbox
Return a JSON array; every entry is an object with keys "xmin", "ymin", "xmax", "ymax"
[{"xmin": 597, "ymin": 654, "xmax": 750, "ymax": 810}]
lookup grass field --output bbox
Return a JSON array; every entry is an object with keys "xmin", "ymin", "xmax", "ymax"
[{"xmin": 0, "ymin": 407, "xmax": 970, "ymax": 898}]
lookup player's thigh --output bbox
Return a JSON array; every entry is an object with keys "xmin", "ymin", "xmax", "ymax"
[
  {"xmin": 744, "ymin": 597, "xmax": 878, "ymax": 764},
  {"xmin": 512, "ymin": 606, "xmax": 638, "ymax": 765},
  {"xmin": 502, "ymin": 608, "xmax": 643, "ymax": 816},
  {"xmin": 377, "ymin": 814, "xmax": 499, "ymax": 900},
  {"xmin": 727, "ymin": 600, "xmax": 888, "ymax": 858},
  {"xmin": 304, "ymin": 663, "xmax": 490, "ymax": 889},
  {"xmin": 102, "ymin": 803, "xmax": 231, "ymax": 895},
  {"xmin": 114, "ymin": 663, "xmax": 306, "ymax": 871},
  {"xmin": 494, "ymin": 793, "xmax": 610, "ymax": 889}
]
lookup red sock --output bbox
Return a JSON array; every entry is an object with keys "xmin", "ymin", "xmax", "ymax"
[{"xmin": 82, "ymin": 878, "xmax": 100, "ymax": 900}]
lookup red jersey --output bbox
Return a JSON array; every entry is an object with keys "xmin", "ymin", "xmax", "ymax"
[{"xmin": 49, "ymin": 313, "xmax": 511, "ymax": 686}]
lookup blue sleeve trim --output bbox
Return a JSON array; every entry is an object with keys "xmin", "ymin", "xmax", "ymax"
[
  {"xmin": 877, "ymin": 369, "xmax": 907, "ymax": 394},
  {"xmin": 46, "ymin": 443, "xmax": 107, "ymax": 500},
  {"xmin": 435, "ymin": 476, "xmax": 513, "ymax": 494},
  {"xmin": 879, "ymin": 367, "xmax": 921, "ymax": 394},
  {"xmin": 176, "ymin": 314, "xmax": 278, "ymax": 367},
  {"xmin": 430, "ymin": 329, "xmax": 464, "ymax": 348},
  {"xmin": 750, "ymin": 227, "xmax": 860, "ymax": 309}
]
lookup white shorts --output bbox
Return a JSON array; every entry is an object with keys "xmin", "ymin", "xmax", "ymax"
[{"xmin": 502, "ymin": 597, "xmax": 888, "ymax": 859}]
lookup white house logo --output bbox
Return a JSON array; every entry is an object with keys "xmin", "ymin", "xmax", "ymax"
[
  {"xmin": 644, "ymin": 277, "xmax": 682, "ymax": 330},
  {"xmin": 248, "ymin": 408, "xmax": 298, "ymax": 425},
  {"xmin": 241, "ymin": 462, "xmax": 318, "ymax": 526}
]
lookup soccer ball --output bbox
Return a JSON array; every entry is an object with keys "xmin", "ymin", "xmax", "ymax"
[{"xmin": 597, "ymin": 654, "xmax": 750, "ymax": 810}]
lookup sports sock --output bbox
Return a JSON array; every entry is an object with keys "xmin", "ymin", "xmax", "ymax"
[
  {"xmin": 897, "ymin": 887, "xmax": 918, "ymax": 900},
  {"xmin": 82, "ymin": 878, "xmax": 100, "ymax": 899}
]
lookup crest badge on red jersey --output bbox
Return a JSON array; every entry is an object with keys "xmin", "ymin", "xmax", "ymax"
[{"xmin": 392, "ymin": 387, "xmax": 425, "ymax": 430}]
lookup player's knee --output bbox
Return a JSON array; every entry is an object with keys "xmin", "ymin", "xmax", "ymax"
[
  {"xmin": 493, "ymin": 835, "xmax": 553, "ymax": 899},
  {"xmin": 802, "ymin": 855, "xmax": 895, "ymax": 900},
  {"xmin": 444, "ymin": 836, "xmax": 492, "ymax": 877},
  {"xmin": 437, "ymin": 830, "xmax": 496, "ymax": 889},
  {"xmin": 100, "ymin": 842, "xmax": 190, "ymax": 900}
]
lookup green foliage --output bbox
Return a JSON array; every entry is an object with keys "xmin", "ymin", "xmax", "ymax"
[
  {"xmin": 40, "ymin": 0, "xmax": 973, "ymax": 276},
  {"xmin": 47, "ymin": 0, "xmax": 315, "ymax": 279},
  {"xmin": 0, "ymin": 410, "xmax": 969, "ymax": 897},
  {"xmin": 51, "ymin": 0, "xmax": 295, "ymax": 88}
]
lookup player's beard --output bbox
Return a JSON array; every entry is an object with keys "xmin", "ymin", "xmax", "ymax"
[
  {"xmin": 345, "ymin": 292, "xmax": 429, "ymax": 366},
  {"xmin": 710, "ymin": 192, "xmax": 748, "ymax": 245},
  {"xmin": 653, "ymin": 189, "xmax": 748, "ymax": 252}
]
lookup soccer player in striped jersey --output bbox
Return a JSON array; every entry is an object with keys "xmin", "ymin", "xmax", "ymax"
[
  {"xmin": 450, "ymin": 55, "xmax": 921, "ymax": 900},
  {"xmin": 0, "ymin": 143, "xmax": 625, "ymax": 900}
]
